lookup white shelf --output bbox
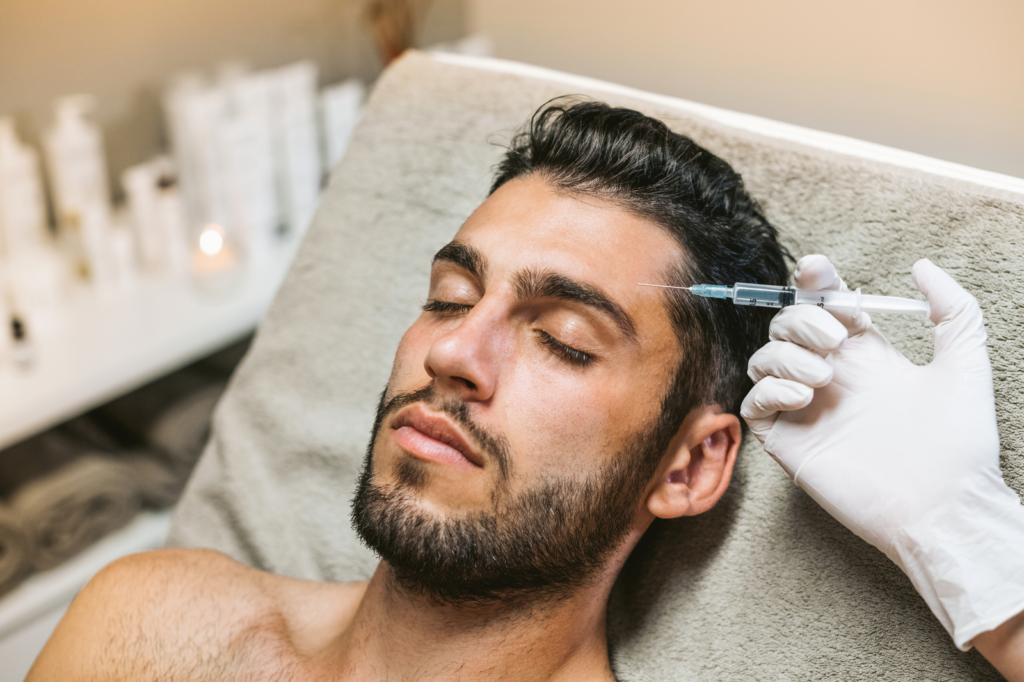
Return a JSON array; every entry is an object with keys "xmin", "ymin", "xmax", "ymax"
[
  {"xmin": 0, "ymin": 238, "xmax": 298, "ymax": 450},
  {"xmin": 0, "ymin": 509, "xmax": 172, "ymax": 639}
]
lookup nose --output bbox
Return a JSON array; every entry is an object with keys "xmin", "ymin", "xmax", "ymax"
[{"xmin": 424, "ymin": 303, "xmax": 500, "ymax": 402}]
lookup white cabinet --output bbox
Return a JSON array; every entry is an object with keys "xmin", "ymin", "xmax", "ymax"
[{"xmin": 0, "ymin": 235, "xmax": 298, "ymax": 676}]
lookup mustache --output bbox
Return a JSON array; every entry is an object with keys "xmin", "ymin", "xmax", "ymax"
[{"xmin": 381, "ymin": 384, "xmax": 512, "ymax": 482}]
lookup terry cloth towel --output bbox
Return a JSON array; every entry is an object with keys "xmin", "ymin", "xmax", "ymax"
[
  {"xmin": 0, "ymin": 417, "xmax": 182, "ymax": 576},
  {"xmin": 11, "ymin": 455, "xmax": 140, "ymax": 571},
  {"xmin": 168, "ymin": 52, "xmax": 1024, "ymax": 680},
  {"xmin": 0, "ymin": 423, "xmax": 116, "ymax": 498},
  {"xmin": 0, "ymin": 504, "xmax": 30, "ymax": 597},
  {"xmin": 0, "ymin": 417, "xmax": 183, "ymax": 510}
]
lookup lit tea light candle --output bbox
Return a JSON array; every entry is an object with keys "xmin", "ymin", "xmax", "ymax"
[
  {"xmin": 192, "ymin": 224, "xmax": 238, "ymax": 274},
  {"xmin": 199, "ymin": 227, "xmax": 223, "ymax": 256}
]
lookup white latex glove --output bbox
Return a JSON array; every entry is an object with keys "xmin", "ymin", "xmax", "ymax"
[{"xmin": 742, "ymin": 254, "xmax": 1024, "ymax": 650}]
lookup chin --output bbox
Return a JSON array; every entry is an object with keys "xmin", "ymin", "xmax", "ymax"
[{"xmin": 394, "ymin": 456, "xmax": 428, "ymax": 489}]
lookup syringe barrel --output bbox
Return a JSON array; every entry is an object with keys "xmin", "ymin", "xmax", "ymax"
[
  {"xmin": 695, "ymin": 282, "xmax": 931, "ymax": 316},
  {"xmin": 794, "ymin": 288, "xmax": 931, "ymax": 315},
  {"xmin": 794, "ymin": 288, "xmax": 861, "ymax": 313},
  {"xmin": 730, "ymin": 283, "xmax": 795, "ymax": 309}
]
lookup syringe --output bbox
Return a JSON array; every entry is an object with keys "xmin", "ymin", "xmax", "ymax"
[{"xmin": 637, "ymin": 282, "xmax": 930, "ymax": 316}]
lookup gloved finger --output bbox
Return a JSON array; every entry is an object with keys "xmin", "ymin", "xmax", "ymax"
[
  {"xmin": 748, "ymin": 341, "xmax": 834, "ymax": 387},
  {"xmin": 741, "ymin": 376, "xmax": 814, "ymax": 420},
  {"xmin": 769, "ymin": 305, "xmax": 848, "ymax": 355},
  {"xmin": 793, "ymin": 254, "xmax": 871, "ymax": 336},
  {"xmin": 912, "ymin": 259, "xmax": 989, "ymax": 367},
  {"xmin": 794, "ymin": 254, "xmax": 845, "ymax": 291}
]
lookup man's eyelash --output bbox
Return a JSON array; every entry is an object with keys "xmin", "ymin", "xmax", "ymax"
[
  {"xmin": 538, "ymin": 331, "xmax": 593, "ymax": 367},
  {"xmin": 423, "ymin": 300, "xmax": 473, "ymax": 315},
  {"xmin": 423, "ymin": 302, "xmax": 592, "ymax": 366}
]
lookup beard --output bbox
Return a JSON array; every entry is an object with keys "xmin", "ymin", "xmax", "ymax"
[{"xmin": 350, "ymin": 384, "xmax": 673, "ymax": 607}]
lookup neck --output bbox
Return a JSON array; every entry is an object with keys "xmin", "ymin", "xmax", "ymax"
[{"xmin": 334, "ymin": 562, "xmax": 618, "ymax": 681}]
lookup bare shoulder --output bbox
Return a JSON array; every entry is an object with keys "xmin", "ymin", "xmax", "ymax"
[{"xmin": 25, "ymin": 548, "xmax": 312, "ymax": 681}]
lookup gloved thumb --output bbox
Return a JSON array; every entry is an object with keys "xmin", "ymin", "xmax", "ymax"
[{"xmin": 912, "ymin": 259, "xmax": 988, "ymax": 366}]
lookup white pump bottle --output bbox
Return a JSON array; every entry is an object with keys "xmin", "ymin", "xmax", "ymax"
[
  {"xmin": 43, "ymin": 94, "xmax": 115, "ymax": 286},
  {"xmin": 0, "ymin": 118, "xmax": 69, "ymax": 332},
  {"xmin": 0, "ymin": 117, "xmax": 48, "ymax": 254}
]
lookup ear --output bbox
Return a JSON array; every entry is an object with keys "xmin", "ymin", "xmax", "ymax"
[{"xmin": 647, "ymin": 408, "xmax": 741, "ymax": 519}]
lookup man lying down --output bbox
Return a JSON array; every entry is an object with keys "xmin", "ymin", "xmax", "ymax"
[{"xmin": 29, "ymin": 102, "xmax": 1024, "ymax": 680}]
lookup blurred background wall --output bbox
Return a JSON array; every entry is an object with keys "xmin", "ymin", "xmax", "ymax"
[
  {"xmin": 1, "ymin": 0, "xmax": 1020, "ymax": 195},
  {"xmin": 467, "ymin": 0, "xmax": 1024, "ymax": 179},
  {"xmin": 0, "ymin": 0, "xmax": 467, "ymax": 198}
]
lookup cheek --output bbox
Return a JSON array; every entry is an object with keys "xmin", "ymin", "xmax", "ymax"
[
  {"xmin": 389, "ymin": 321, "xmax": 434, "ymax": 388},
  {"xmin": 501, "ymin": 365, "xmax": 641, "ymax": 474}
]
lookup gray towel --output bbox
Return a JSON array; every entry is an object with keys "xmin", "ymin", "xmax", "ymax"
[
  {"xmin": 0, "ymin": 504, "xmax": 30, "ymax": 597},
  {"xmin": 11, "ymin": 455, "xmax": 140, "ymax": 571},
  {"xmin": 167, "ymin": 52, "xmax": 1022, "ymax": 679}
]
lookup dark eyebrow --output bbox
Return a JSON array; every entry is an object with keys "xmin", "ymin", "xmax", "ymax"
[
  {"xmin": 513, "ymin": 269, "xmax": 638, "ymax": 344},
  {"xmin": 432, "ymin": 241, "xmax": 486, "ymax": 282}
]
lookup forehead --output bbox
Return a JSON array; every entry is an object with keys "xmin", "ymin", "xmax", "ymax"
[
  {"xmin": 450, "ymin": 174, "xmax": 683, "ymax": 345},
  {"xmin": 457, "ymin": 175, "xmax": 682, "ymax": 281}
]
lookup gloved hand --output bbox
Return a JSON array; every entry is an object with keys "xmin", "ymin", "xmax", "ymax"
[{"xmin": 741, "ymin": 254, "xmax": 1024, "ymax": 650}]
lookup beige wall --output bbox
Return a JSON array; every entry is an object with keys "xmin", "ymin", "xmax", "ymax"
[
  {"xmin": 0, "ymin": 0, "xmax": 466, "ymax": 197},
  {"xmin": 469, "ymin": 0, "xmax": 1024, "ymax": 179}
]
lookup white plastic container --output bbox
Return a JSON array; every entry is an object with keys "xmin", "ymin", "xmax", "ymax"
[
  {"xmin": 319, "ymin": 78, "xmax": 366, "ymax": 172},
  {"xmin": 164, "ymin": 61, "xmax": 323, "ymax": 278},
  {"xmin": 267, "ymin": 61, "xmax": 323, "ymax": 238},
  {"xmin": 218, "ymin": 67, "xmax": 280, "ymax": 263},
  {"xmin": 42, "ymin": 95, "xmax": 114, "ymax": 287},
  {"xmin": 122, "ymin": 156, "xmax": 188, "ymax": 274},
  {"xmin": 0, "ymin": 118, "xmax": 48, "ymax": 255},
  {"xmin": 0, "ymin": 117, "xmax": 71, "ymax": 326},
  {"xmin": 163, "ymin": 77, "xmax": 229, "ymax": 238}
]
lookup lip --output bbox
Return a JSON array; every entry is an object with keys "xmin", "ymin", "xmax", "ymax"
[{"xmin": 391, "ymin": 404, "xmax": 484, "ymax": 469}]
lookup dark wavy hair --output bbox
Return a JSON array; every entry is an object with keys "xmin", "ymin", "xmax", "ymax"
[{"xmin": 491, "ymin": 99, "xmax": 790, "ymax": 438}]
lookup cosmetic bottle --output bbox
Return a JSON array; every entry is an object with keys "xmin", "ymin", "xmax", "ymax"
[
  {"xmin": 320, "ymin": 78, "xmax": 365, "ymax": 173},
  {"xmin": 0, "ymin": 118, "xmax": 48, "ymax": 254},
  {"xmin": 164, "ymin": 78, "xmax": 245, "ymax": 292},
  {"xmin": 43, "ymin": 95, "xmax": 114, "ymax": 287},
  {"xmin": 122, "ymin": 156, "xmax": 188, "ymax": 274},
  {"xmin": 267, "ymin": 62, "xmax": 322, "ymax": 238},
  {"xmin": 9, "ymin": 312, "xmax": 34, "ymax": 370},
  {"xmin": 218, "ymin": 66, "xmax": 280, "ymax": 265},
  {"xmin": 0, "ymin": 117, "xmax": 70, "ymax": 326}
]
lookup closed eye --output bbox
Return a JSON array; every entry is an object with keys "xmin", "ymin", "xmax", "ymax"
[
  {"xmin": 423, "ymin": 300, "xmax": 473, "ymax": 316},
  {"xmin": 537, "ymin": 330, "xmax": 593, "ymax": 367}
]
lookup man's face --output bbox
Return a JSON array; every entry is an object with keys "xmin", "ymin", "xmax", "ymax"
[{"xmin": 353, "ymin": 174, "xmax": 685, "ymax": 603}]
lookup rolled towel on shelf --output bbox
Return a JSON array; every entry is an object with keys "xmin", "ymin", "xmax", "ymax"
[
  {"xmin": 124, "ymin": 455, "xmax": 184, "ymax": 509},
  {"xmin": 0, "ymin": 504, "xmax": 31, "ymax": 597},
  {"xmin": 11, "ymin": 455, "xmax": 141, "ymax": 571},
  {"xmin": 0, "ymin": 428, "xmax": 95, "ymax": 499},
  {"xmin": 147, "ymin": 383, "xmax": 225, "ymax": 474},
  {"xmin": 0, "ymin": 342, "xmax": 240, "ymax": 582}
]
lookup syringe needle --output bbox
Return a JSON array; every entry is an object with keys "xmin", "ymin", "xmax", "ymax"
[{"xmin": 637, "ymin": 283, "xmax": 693, "ymax": 291}]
